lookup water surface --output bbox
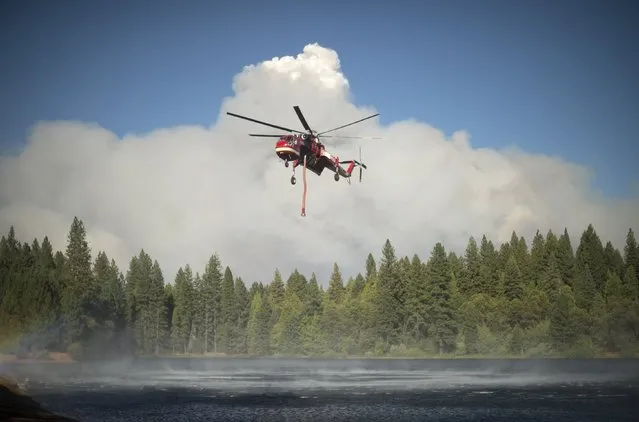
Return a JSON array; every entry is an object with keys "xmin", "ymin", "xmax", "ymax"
[{"xmin": 4, "ymin": 358, "xmax": 638, "ymax": 421}]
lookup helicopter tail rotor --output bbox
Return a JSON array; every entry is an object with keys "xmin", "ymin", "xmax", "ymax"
[
  {"xmin": 358, "ymin": 146, "xmax": 364, "ymax": 182},
  {"xmin": 339, "ymin": 145, "xmax": 367, "ymax": 183}
]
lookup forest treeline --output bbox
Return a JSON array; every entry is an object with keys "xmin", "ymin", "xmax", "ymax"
[{"xmin": 0, "ymin": 217, "xmax": 638, "ymax": 360}]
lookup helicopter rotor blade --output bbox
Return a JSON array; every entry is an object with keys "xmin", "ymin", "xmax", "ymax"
[
  {"xmin": 318, "ymin": 113, "xmax": 380, "ymax": 136},
  {"xmin": 249, "ymin": 134, "xmax": 287, "ymax": 138},
  {"xmin": 293, "ymin": 106, "xmax": 312, "ymax": 133},
  {"xmin": 320, "ymin": 135, "xmax": 382, "ymax": 139},
  {"xmin": 227, "ymin": 112, "xmax": 304, "ymax": 134}
]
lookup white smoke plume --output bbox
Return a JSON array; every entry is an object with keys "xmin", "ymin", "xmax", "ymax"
[{"xmin": 0, "ymin": 43, "xmax": 636, "ymax": 285}]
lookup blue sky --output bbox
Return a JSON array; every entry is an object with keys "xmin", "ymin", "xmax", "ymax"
[{"xmin": 1, "ymin": 0, "xmax": 637, "ymax": 198}]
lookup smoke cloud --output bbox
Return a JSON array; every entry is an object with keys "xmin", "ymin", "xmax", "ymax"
[{"xmin": 0, "ymin": 43, "xmax": 636, "ymax": 284}]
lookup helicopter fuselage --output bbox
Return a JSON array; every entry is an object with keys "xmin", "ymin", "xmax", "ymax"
[{"xmin": 275, "ymin": 134, "xmax": 350, "ymax": 177}]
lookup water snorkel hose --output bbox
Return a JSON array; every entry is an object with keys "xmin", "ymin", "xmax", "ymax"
[{"xmin": 301, "ymin": 155, "xmax": 307, "ymax": 217}]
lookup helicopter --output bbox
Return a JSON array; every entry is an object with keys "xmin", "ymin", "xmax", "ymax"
[{"xmin": 226, "ymin": 105, "xmax": 380, "ymax": 186}]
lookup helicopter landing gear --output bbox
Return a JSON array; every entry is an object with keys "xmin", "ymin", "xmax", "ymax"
[
  {"xmin": 334, "ymin": 172, "xmax": 340, "ymax": 182},
  {"xmin": 291, "ymin": 175, "xmax": 296, "ymax": 185}
]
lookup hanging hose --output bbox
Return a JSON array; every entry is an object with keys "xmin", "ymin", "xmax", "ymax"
[{"xmin": 301, "ymin": 154, "xmax": 307, "ymax": 217}]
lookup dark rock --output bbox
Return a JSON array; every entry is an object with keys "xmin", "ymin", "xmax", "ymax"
[{"xmin": 0, "ymin": 376, "xmax": 78, "ymax": 421}]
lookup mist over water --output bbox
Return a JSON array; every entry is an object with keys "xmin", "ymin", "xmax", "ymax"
[
  {"xmin": 4, "ymin": 358, "xmax": 639, "ymax": 421},
  {"xmin": 9, "ymin": 357, "xmax": 639, "ymax": 392}
]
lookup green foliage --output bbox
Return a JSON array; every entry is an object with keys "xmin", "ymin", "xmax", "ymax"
[
  {"xmin": 327, "ymin": 263, "xmax": 345, "ymax": 304},
  {"xmin": 200, "ymin": 254, "xmax": 222, "ymax": 353},
  {"xmin": 424, "ymin": 243, "xmax": 457, "ymax": 353},
  {"xmin": 0, "ymin": 219, "xmax": 638, "ymax": 359},
  {"xmin": 503, "ymin": 254, "xmax": 524, "ymax": 300},
  {"xmin": 459, "ymin": 237, "xmax": 480, "ymax": 297},
  {"xmin": 556, "ymin": 229, "xmax": 576, "ymax": 286},
  {"xmin": 624, "ymin": 229, "xmax": 638, "ymax": 282},
  {"xmin": 247, "ymin": 290, "xmax": 270, "ymax": 355},
  {"xmin": 575, "ymin": 225, "xmax": 606, "ymax": 293},
  {"xmin": 550, "ymin": 285, "xmax": 576, "ymax": 351},
  {"xmin": 623, "ymin": 266, "xmax": 639, "ymax": 302}
]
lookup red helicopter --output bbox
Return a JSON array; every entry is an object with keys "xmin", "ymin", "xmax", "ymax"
[
  {"xmin": 227, "ymin": 105, "xmax": 380, "ymax": 216},
  {"xmin": 227, "ymin": 105, "xmax": 379, "ymax": 185}
]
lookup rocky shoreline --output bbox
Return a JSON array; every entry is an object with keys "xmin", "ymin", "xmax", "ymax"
[{"xmin": 0, "ymin": 376, "xmax": 78, "ymax": 422}]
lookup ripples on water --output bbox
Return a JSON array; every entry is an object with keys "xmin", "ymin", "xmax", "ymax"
[{"xmin": 4, "ymin": 358, "xmax": 639, "ymax": 421}]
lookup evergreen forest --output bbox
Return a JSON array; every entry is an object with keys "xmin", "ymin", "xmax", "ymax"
[{"xmin": 1, "ymin": 217, "xmax": 638, "ymax": 360}]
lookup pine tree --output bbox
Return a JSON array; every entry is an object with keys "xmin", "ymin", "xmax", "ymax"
[
  {"xmin": 327, "ymin": 263, "xmax": 345, "ymax": 304},
  {"xmin": 247, "ymin": 291, "xmax": 270, "ymax": 355},
  {"xmin": 201, "ymin": 254, "xmax": 222, "ymax": 353},
  {"xmin": 219, "ymin": 266, "xmax": 235, "ymax": 353},
  {"xmin": 135, "ymin": 250, "xmax": 154, "ymax": 354},
  {"xmin": 62, "ymin": 217, "xmax": 95, "ymax": 348},
  {"xmin": 425, "ymin": 242, "xmax": 457, "ymax": 353},
  {"xmin": 107, "ymin": 259, "xmax": 128, "ymax": 350},
  {"xmin": 573, "ymin": 264, "xmax": 597, "ymax": 312},
  {"xmin": 556, "ymin": 228, "xmax": 576, "ymax": 286},
  {"xmin": 575, "ymin": 224, "xmax": 606, "ymax": 293},
  {"xmin": 530, "ymin": 230, "xmax": 547, "ymax": 285},
  {"xmin": 286, "ymin": 269, "xmax": 307, "ymax": 300},
  {"xmin": 171, "ymin": 267, "xmax": 194, "ymax": 353},
  {"xmin": 93, "ymin": 252, "xmax": 112, "ymax": 315},
  {"xmin": 447, "ymin": 252, "xmax": 463, "ymax": 286},
  {"xmin": 305, "ymin": 273, "xmax": 323, "ymax": 317},
  {"xmin": 539, "ymin": 253, "xmax": 562, "ymax": 303},
  {"xmin": 272, "ymin": 287, "xmax": 305, "ymax": 355},
  {"xmin": 545, "ymin": 230, "xmax": 559, "ymax": 260},
  {"xmin": 405, "ymin": 254, "xmax": 428, "ymax": 343},
  {"xmin": 365, "ymin": 253, "xmax": 377, "ymax": 282},
  {"xmin": 268, "ymin": 269, "xmax": 286, "ymax": 334},
  {"xmin": 550, "ymin": 285, "xmax": 576, "ymax": 351},
  {"xmin": 30, "ymin": 236, "xmax": 61, "ymax": 347},
  {"xmin": 149, "ymin": 261, "xmax": 167, "ymax": 355},
  {"xmin": 460, "ymin": 237, "xmax": 480, "ymax": 296},
  {"xmin": 347, "ymin": 273, "xmax": 365, "ymax": 298},
  {"xmin": 377, "ymin": 239, "xmax": 402, "ymax": 344},
  {"xmin": 269, "ymin": 269, "xmax": 285, "ymax": 305},
  {"xmin": 624, "ymin": 229, "xmax": 638, "ymax": 282},
  {"xmin": 234, "ymin": 277, "xmax": 250, "ymax": 354},
  {"xmin": 503, "ymin": 254, "xmax": 524, "ymax": 301},
  {"xmin": 497, "ymin": 242, "xmax": 511, "ymax": 275},
  {"xmin": 622, "ymin": 266, "xmax": 638, "ymax": 302},
  {"xmin": 514, "ymin": 235, "xmax": 531, "ymax": 286},
  {"xmin": 603, "ymin": 241, "xmax": 625, "ymax": 278},
  {"xmin": 478, "ymin": 235, "xmax": 499, "ymax": 296}
]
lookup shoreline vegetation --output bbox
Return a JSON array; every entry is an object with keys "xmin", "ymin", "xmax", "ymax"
[
  {"xmin": 1, "ymin": 350, "xmax": 638, "ymax": 364},
  {"xmin": 0, "ymin": 352, "xmax": 74, "ymax": 364},
  {"xmin": 1, "ymin": 218, "xmax": 638, "ymax": 365}
]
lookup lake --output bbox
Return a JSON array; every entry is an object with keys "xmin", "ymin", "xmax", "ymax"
[{"xmin": 3, "ymin": 357, "xmax": 639, "ymax": 421}]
